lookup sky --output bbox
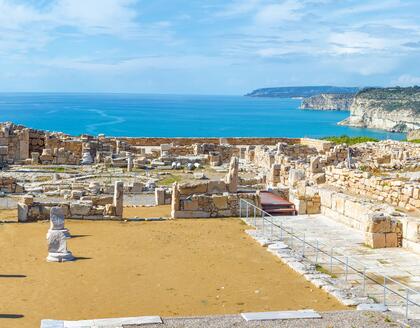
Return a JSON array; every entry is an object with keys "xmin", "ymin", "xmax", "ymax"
[{"xmin": 0, "ymin": 0, "xmax": 420, "ymax": 94}]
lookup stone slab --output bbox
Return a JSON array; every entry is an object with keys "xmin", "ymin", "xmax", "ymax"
[
  {"xmin": 241, "ymin": 310, "xmax": 321, "ymax": 321},
  {"xmin": 357, "ymin": 304, "xmax": 388, "ymax": 312},
  {"xmin": 41, "ymin": 316, "xmax": 162, "ymax": 328}
]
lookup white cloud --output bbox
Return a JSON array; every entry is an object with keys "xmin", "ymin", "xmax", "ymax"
[
  {"xmin": 254, "ymin": 1, "xmax": 304, "ymax": 26},
  {"xmin": 328, "ymin": 32, "xmax": 390, "ymax": 54},
  {"xmin": 393, "ymin": 74, "xmax": 420, "ymax": 86},
  {"xmin": 0, "ymin": 0, "xmax": 141, "ymax": 53},
  {"xmin": 50, "ymin": 0, "xmax": 138, "ymax": 35}
]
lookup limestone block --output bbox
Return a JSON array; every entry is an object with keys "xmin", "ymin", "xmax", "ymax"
[
  {"xmin": 344, "ymin": 199, "xmax": 369, "ymax": 223},
  {"xmin": 183, "ymin": 198, "xmax": 199, "ymax": 211},
  {"xmin": 70, "ymin": 202, "xmax": 92, "ymax": 216},
  {"xmin": 207, "ymin": 180, "xmax": 227, "ymax": 194},
  {"xmin": 403, "ymin": 220, "xmax": 420, "ymax": 242},
  {"xmin": 385, "ymin": 233, "xmax": 398, "ymax": 247},
  {"xmin": 178, "ymin": 182, "xmax": 208, "ymax": 196},
  {"xmin": 366, "ymin": 213, "xmax": 392, "ymax": 233},
  {"xmin": 332, "ymin": 194, "xmax": 346, "ymax": 214},
  {"xmin": 318, "ymin": 188, "xmax": 334, "ymax": 208},
  {"xmin": 212, "ymin": 195, "xmax": 228, "ymax": 210},
  {"xmin": 155, "ymin": 188, "xmax": 166, "ymax": 206},
  {"xmin": 365, "ymin": 232, "xmax": 386, "ymax": 248}
]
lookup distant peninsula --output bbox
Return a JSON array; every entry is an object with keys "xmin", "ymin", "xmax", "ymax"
[{"xmin": 245, "ymin": 86, "xmax": 359, "ymax": 98}]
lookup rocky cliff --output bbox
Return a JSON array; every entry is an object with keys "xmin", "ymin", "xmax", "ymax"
[
  {"xmin": 300, "ymin": 93, "xmax": 355, "ymax": 111},
  {"xmin": 246, "ymin": 86, "xmax": 359, "ymax": 98},
  {"xmin": 339, "ymin": 87, "xmax": 420, "ymax": 133}
]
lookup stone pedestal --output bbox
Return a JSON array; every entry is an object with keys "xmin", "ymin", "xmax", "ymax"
[{"xmin": 46, "ymin": 230, "xmax": 74, "ymax": 262}]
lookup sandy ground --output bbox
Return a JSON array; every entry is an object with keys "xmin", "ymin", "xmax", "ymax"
[
  {"xmin": 123, "ymin": 205, "xmax": 171, "ymax": 218},
  {"xmin": 0, "ymin": 218, "xmax": 346, "ymax": 328},
  {"xmin": 0, "ymin": 209, "xmax": 18, "ymax": 222}
]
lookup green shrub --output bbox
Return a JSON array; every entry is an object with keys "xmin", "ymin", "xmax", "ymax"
[{"xmin": 321, "ymin": 135, "xmax": 378, "ymax": 145}]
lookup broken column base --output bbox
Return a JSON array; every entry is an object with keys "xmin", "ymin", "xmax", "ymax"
[{"xmin": 46, "ymin": 251, "xmax": 75, "ymax": 262}]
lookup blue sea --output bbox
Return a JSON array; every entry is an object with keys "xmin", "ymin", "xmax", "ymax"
[{"xmin": 0, "ymin": 93, "xmax": 404, "ymax": 139}]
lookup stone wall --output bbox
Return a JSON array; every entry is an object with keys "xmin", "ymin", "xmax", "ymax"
[
  {"xmin": 172, "ymin": 192, "xmax": 260, "ymax": 218},
  {"xmin": 18, "ymin": 182, "xmax": 124, "ymax": 221},
  {"xmin": 117, "ymin": 137, "xmax": 300, "ymax": 147},
  {"xmin": 325, "ymin": 167, "xmax": 420, "ymax": 211}
]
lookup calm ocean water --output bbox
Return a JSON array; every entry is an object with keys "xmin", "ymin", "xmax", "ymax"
[{"xmin": 0, "ymin": 93, "xmax": 404, "ymax": 139}]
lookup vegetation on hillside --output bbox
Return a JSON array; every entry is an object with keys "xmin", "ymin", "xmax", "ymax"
[
  {"xmin": 356, "ymin": 86, "xmax": 420, "ymax": 113},
  {"xmin": 322, "ymin": 135, "xmax": 378, "ymax": 145}
]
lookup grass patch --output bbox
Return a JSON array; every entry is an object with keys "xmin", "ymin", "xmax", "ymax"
[
  {"xmin": 158, "ymin": 174, "xmax": 182, "ymax": 186},
  {"xmin": 322, "ymin": 135, "xmax": 378, "ymax": 145},
  {"xmin": 408, "ymin": 139, "xmax": 420, "ymax": 144},
  {"xmin": 315, "ymin": 264, "xmax": 338, "ymax": 278}
]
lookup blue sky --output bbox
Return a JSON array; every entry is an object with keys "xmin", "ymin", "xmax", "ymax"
[{"xmin": 0, "ymin": 0, "xmax": 420, "ymax": 94}]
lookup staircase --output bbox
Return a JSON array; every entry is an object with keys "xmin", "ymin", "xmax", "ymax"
[{"xmin": 260, "ymin": 191, "xmax": 297, "ymax": 216}]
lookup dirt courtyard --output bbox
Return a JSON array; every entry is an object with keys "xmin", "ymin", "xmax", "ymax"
[{"xmin": 0, "ymin": 217, "xmax": 346, "ymax": 327}]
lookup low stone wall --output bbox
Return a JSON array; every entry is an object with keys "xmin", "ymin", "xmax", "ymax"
[
  {"xmin": 318, "ymin": 187, "xmax": 402, "ymax": 248},
  {"xmin": 172, "ymin": 192, "xmax": 260, "ymax": 218},
  {"xmin": 325, "ymin": 167, "xmax": 420, "ymax": 211},
  {"xmin": 299, "ymin": 138, "xmax": 334, "ymax": 153},
  {"xmin": 18, "ymin": 197, "xmax": 121, "ymax": 222},
  {"xmin": 18, "ymin": 181, "xmax": 124, "ymax": 222},
  {"xmin": 118, "ymin": 137, "xmax": 300, "ymax": 147}
]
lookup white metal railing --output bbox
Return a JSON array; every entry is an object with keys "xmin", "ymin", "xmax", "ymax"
[{"xmin": 239, "ymin": 199, "xmax": 420, "ymax": 321}]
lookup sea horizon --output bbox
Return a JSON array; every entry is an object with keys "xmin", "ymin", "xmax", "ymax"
[{"xmin": 0, "ymin": 93, "xmax": 405, "ymax": 140}]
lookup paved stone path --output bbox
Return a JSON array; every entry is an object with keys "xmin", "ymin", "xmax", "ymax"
[{"xmin": 242, "ymin": 212, "xmax": 420, "ymax": 320}]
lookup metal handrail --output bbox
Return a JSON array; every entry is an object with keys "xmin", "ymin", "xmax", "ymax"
[{"xmin": 239, "ymin": 198, "xmax": 420, "ymax": 320}]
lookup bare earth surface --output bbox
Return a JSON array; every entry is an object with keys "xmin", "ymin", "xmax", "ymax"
[
  {"xmin": 123, "ymin": 205, "xmax": 171, "ymax": 218},
  {"xmin": 0, "ymin": 218, "xmax": 345, "ymax": 328}
]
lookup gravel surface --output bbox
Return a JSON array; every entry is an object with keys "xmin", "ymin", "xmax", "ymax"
[{"xmin": 128, "ymin": 311, "xmax": 418, "ymax": 328}]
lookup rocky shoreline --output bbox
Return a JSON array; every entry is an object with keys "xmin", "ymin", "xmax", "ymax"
[{"xmin": 339, "ymin": 87, "xmax": 420, "ymax": 133}]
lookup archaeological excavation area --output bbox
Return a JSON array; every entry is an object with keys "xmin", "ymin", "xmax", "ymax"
[{"xmin": 0, "ymin": 122, "xmax": 419, "ymax": 326}]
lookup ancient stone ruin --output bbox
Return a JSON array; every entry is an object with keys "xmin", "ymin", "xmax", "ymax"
[{"xmin": 46, "ymin": 207, "xmax": 74, "ymax": 262}]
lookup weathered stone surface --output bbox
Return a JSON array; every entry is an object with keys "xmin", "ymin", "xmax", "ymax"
[
  {"xmin": 70, "ymin": 202, "xmax": 92, "ymax": 216},
  {"xmin": 46, "ymin": 230, "xmax": 74, "ymax": 262},
  {"xmin": 113, "ymin": 181, "xmax": 124, "ymax": 217}
]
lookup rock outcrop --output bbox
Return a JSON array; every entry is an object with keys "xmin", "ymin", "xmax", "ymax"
[
  {"xmin": 339, "ymin": 87, "xmax": 420, "ymax": 133},
  {"xmin": 300, "ymin": 93, "xmax": 355, "ymax": 111}
]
